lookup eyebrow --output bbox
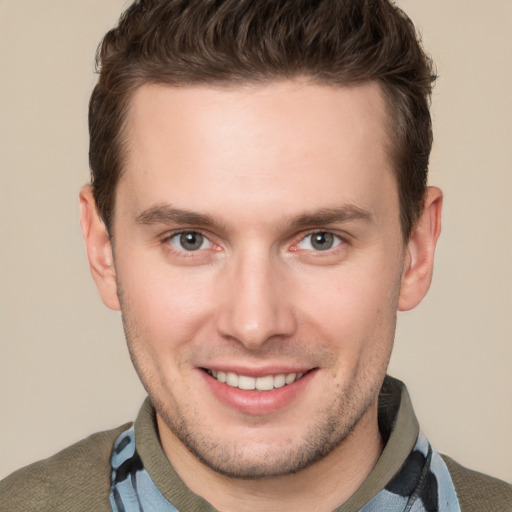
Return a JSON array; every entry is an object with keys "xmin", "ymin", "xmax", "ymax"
[
  {"xmin": 134, "ymin": 203, "xmax": 372, "ymax": 230},
  {"xmin": 289, "ymin": 206, "xmax": 373, "ymax": 229},
  {"xmin": 135, "ymin": 204, "xmax": 226, "ymax": 230}
]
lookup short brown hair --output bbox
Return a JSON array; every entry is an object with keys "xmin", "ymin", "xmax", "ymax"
[{"xmin": 89, "ymin": 0, "xmax": 436, "ymax": 238}]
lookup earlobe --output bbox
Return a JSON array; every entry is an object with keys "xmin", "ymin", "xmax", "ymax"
[
  {"xmin": 398, "ymin": 187, "xmax": 443, "ymax": 311},
  {"xmin": 79, "ymin": 185, "xmax": 121, "ymax": 311}
]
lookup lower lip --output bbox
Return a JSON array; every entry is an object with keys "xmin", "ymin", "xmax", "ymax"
[{"xmin": 200, "ymin": 369, "xmax": 317, "ymax": 415}]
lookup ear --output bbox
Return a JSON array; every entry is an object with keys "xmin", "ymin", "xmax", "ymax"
[
  {"xmin": 398, "ymin": 187, "xmax": 443, "ymax": 311},
  {"xmin": 79, "ymin": 185, "xmax": 120, "ymax": 311}
]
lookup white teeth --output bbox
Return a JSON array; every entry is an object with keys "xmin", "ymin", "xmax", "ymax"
[
  {"xmin": 238, "ymin": 375, "xmax": 256, "ymax": 390},
  {"xmin": 226, "ymin": 372, "xmax": 238, "ymax": 387},
  {"xmin": 209, "ymin": 370, "xmax": 305, "ymax": 391},
  {"xmin": 255, "ymin": 375, "xmax": 274, "ymax": 391},
  {"xmin": 273, "ymin": 374, "xmax": 286, "ymax": 389},
  {"xmin": 285, "ymin": 373, "xmax": 297, "ymax": 384}
]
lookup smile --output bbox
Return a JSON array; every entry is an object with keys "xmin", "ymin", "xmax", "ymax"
[{"xmin": 206, "ymin": 370, "xmax": 305, "ymax": 391}]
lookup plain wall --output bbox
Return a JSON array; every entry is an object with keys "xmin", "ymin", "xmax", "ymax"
[{"xmin": 0, "ymin": 0, "xmax": 511, "ymax": 482}]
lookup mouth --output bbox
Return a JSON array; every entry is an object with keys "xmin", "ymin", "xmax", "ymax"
[{"xmin": 204, "ymin": 369, "xmax": 308, "ymax": 391}]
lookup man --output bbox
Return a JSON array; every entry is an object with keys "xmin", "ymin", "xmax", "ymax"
[{"xmin": 1, "ymin": 0, "xmax": 511, "ymax": 511}]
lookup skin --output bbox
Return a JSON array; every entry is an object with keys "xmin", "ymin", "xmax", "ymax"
[{"xmin": 80, "ymin": 80, "xmax": 442, "ymax": 511}]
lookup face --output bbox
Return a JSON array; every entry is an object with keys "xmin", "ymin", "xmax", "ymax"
[{"xmin": 98, "ymin": 81, "xmax": 410, "ymax": 478}]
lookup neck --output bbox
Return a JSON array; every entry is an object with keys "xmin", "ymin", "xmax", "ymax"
[{"xmin": 158, "ymin": 401, "xmax": 383, "ymax": 512}]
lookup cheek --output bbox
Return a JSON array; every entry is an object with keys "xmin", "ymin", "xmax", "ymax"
[
  {"xmin": 294, "ymin": 258, "xmax": 401, "ymax": 350},
  {"xmin": 117, "ymin": 260, "xmax": 217, "ymax": 349}
]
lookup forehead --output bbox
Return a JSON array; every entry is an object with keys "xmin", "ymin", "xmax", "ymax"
[{"xmin": 118, "ymin": 80, "xmax": 397, "ymax": 227}]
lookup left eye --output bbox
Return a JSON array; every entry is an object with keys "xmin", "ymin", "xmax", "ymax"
[
  {"xmin": 168, "ymin": 231, "xmax": 213, "ymax": 252},
  {"xmin": 297, "ymin": 232, "xmax": 342, "ymax": 251}
]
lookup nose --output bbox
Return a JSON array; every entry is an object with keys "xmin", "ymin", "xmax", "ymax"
[{"xmin": 216, "ymin": 249, "xmax": 297, "ymax": 351}]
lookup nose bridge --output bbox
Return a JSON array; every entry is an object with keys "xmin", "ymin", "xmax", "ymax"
[{"xmin": 216, "ymin": 244, "xmax": 295, "ymax": 350}]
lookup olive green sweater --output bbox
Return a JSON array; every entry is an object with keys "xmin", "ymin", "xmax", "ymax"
[{"xmin": 1, "ymin": 379, "xmax": 511, "ymax": 511}]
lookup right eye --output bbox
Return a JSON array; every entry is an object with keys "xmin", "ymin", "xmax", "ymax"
[
  {"xmin": 296, "ymin": 231, "xmax": 343, "ymax": 252},
  {"xmin": 167, "ymin": 231, "xmax": 214, "ymax": 252}
]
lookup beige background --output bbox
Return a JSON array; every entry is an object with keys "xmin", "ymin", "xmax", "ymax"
[{"xmin": 0, "ymin": 0, "xmax": 511, "ymax": 483}]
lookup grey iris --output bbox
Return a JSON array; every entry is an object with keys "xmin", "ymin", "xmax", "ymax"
[
  {"xmin": 311, "ymin": 232, "xmax": 334, "ymax": 250},
  {"xmin": 180, "ymin": 232, "xmax": 204, "ymax": 251}
]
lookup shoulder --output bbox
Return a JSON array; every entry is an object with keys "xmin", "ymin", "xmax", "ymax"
[
  {"xmin": 442, "ymin": 455, "xmax": 512, "ymax": 512},
  {"xmin": 0, "ymin": 423, "xmax": 131, "ymax": 512}
]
